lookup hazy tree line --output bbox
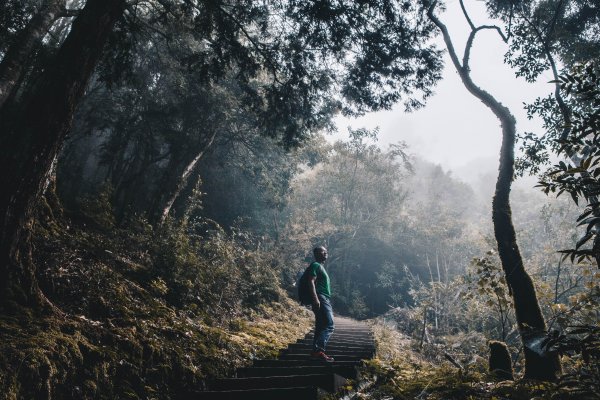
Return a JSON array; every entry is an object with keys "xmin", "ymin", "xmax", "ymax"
[{"xmin": 0, "ymin": 0, "xmax": 599, "ymax": 390}]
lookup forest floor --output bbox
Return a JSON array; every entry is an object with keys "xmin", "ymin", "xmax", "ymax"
[
  {"xmin": 0, "ymin": 201, "xmax": 595, "ymax": 399},
  {"xmin": 351, "ymin": 320, "xmax": 592, "ymax": 400},
  {"xmin": 0, "ymin": 205, "xmax": 313, "ymax": 399}
]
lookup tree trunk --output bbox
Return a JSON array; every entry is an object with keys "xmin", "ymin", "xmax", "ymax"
[
  {"xmin": 154, "ymin": 130, "xmax": 218, "ymax": 225},
  {"xmin": 0, "ymin": 0, "xmax": 125, "ymax": 308},
  {"xmin": 492, "ymin": 112, "xmax": 560, "ymax": 380},
  {"xmin": 0, "ymin": 0, "xmax": 67, "ymax": 108},
  {"xmin": 427, "ymin": 2, "xmax": 560, "ymax": 380}
]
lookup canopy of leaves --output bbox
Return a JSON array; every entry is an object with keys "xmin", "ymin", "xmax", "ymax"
[
  {"xmin": 537, "ymin": 62, "xmax": 600, "ymax": 263},
  {"xmin": 91, "ymin": 0, "xmax": 444, "ymax": 147}
]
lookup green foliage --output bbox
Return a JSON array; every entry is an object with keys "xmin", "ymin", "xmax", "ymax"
[
  {"xmin": 516, "ymin": 96, "xmax": 561, "ymax": 176},
  {"xmin": 353, "ymin": 318, "xmax": 597, "ymax": 399},
  {"xmin": 284, "ymin": 129, "xmax": 418, "ymax": 317},
  {"xmin": 0, "ymin": 194, "xmax": 312, "ymax": 399},
  {"xmin": 196, "ymin": 133, "xmax": 325, "ymax": 236},
  {"xmin": 463, "ymin": 255, "xmax": 514, "ymax": 342},
  {"xmin": 537, "ymin": 62, "xmax": 600, "ymax": 263},
  {"xmin": 75, "ymin": 184, "xmax": 117, "ymax": 231},
  {"xmin": 494, "ymin": 0, "xmax": 600, "ymax": 177},
  {"xmin": 355, "ymin": 319, "xmax": 492, "ymax": 400},
  {"xmin": 0, "ymin": 0, "xmax": 37, "ymax": 55},
  {"xmin": 402, "ymin": 159, "xmax": 483, "ymax": 280},
  {"xmin": 494, "ymin": 0, "xmax": 600, "ymax": 74},
  {"xmin": 35, "ymin": 0, "xmax": 445, "ymax": 227},
  {"xmin": 282, "ymin": 135, "xmax": 488, "ymax": 319},
  {"xmin": 512, "ymin": 53, "xmax": 600, "ymax": 398},
  {"xmin": 546, "ymin": 325, "xmax": 600, "ymax": 398}
]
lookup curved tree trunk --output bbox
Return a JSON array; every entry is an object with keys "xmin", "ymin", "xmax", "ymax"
[
  {"xmin": 0, "ymin": 0, "xmax": 125, "ymax": 309},
  {"xmin": 492, "ymin": 109, "xmax": 560, "ymax": 380},
  {"xmin": 0, "ymin": 0, "xmax": 68, "ymax": 108},
  {"xmin": 154, "ymin": 130, "xmax": 218, "ymax": 225},
  {"xmin": 427, "ymin": 1, "xmax": 560, "ymax": 380}
]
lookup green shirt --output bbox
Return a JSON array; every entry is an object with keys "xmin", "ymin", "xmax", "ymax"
[{"xmin": 309, "ymin": 262, "xmax": 331, "ymax": 298}]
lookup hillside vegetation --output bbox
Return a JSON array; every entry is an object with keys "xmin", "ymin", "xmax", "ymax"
[
  {"xmin": 0, "ymin": 198, "xmax": 311, "ymax": 399},
  {"xmin": 1, "ymin": 0, "xmax": 599, "ymax": 398}
]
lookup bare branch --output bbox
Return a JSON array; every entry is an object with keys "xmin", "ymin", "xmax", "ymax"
[
  {"xmin": 427, "ymin": 1, "xmax": 465, "ymax": 73},
  {"xmin": 463, "ymin": 29, "xmax": 476, "ymax": 71},
  {"xmin": 459, "ymin": 0, "xmax": 475, "ymax": 30},
  {"xmin": 463, "ymin": 26, "xmax": 507, "ymax": 71},
  {"xmin": 479, "ymin": 25, "xmax": 509, "ymax": 43}
]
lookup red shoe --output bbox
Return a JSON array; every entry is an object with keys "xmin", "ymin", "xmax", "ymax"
[{"xmin": 310, "ymin": 351, "xmax": 334, "ymax": 362}]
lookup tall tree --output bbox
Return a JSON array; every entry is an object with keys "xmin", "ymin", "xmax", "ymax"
[
  {"xmin": 0, "ymin": 0, "xmax": 442, "ymax": 309},
  {"xmin": 426, "ymin": 0, "xmax": 560, "ymax": 380},
  {"xmin": 488, "ymin": 0, "xmax": 600, "ymax": 175},
  {"xmin": 0, "ymin": 0, "xmax": 67, "ymax": 106},
  {"xmin": 0, "ymin": 0, "xmax": 125, "ymax": 308},
  {"xmin": 488, "ymin": 0, "xmax": 600, "ymax": 264}
]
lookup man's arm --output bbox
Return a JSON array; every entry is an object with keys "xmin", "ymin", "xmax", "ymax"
[{"xmin": 309, "ymin": 275, "xmax": 320, "ymax": 311}]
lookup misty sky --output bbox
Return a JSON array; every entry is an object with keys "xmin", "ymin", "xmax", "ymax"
[{"xmin": 332, "ymin": 0, "xmax": 556, "ymax": 185}]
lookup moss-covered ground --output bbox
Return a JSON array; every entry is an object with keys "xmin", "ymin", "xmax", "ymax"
[
  {"xmin": 2, "ymin": 199, "xmax": 596, "ymax": 400},
  {"xmin": 0, "ymin": 210, "xmax": 311, "ymax": 399},
  {"xmin": 344, "ymin": 320, "xmax": 598, "ymax": 400}
]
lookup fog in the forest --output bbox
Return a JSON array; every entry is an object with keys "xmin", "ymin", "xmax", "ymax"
[{"xmin": 1, "ymin": 0, "xmax": 598, "ymax": 397}]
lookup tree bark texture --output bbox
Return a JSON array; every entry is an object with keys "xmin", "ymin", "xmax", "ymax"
[
  {"xmin": 492, "ymin": 111, "xmax": 560, "ymax": 380},
  {"xmin": 155, "ymin": 130, "xmax": 218, "ymax": 225},
  {"xmin": 0, "ymin": 0, "xmax": 125, "ymax": 308},
  {"xmin": 0, "ymin": 0, "xmax": 66, "ymax": 108},
  {"xmin": 427, "ymin": 2, "xmax": 560, "ymax": 381}
]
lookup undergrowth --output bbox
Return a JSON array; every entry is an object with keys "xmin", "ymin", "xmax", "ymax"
[
  {"xmin": 350, "ymin": 319, "xmax": 598, "ymax": 400},
  {"xmin": 0, "ymin": 195, "xmax": 311, "ymax": 399}
]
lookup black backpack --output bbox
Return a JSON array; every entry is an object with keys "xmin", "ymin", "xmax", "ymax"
[{"xmin": 297, "ymin": 266, "xmax": 313, "ymax": 305}]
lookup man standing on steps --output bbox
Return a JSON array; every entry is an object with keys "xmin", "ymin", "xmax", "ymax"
[{"xmin": 308, "ymin": 246, "xmax": 335, "ymax": 362}]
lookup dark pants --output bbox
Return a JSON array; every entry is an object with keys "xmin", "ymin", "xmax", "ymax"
[{"xmin": 313, "ymin": 294, "xmax": 335, "ymax": 352}]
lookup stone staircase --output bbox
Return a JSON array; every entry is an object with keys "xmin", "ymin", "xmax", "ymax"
[{"xmin": 195, "ymin": 316, "xmax": 375, "ymax": 399}]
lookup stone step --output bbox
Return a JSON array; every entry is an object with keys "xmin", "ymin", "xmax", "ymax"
[
  {"xmin": 296, "ymin": 338, "xmax": 375, "ymax": 347},
  {"xmin": 331, "ymin": 328, "xmax": 370, "ymax": 332},
  {"xmin": 310, "ymin": 325, "xmax": 371, "ymax": 331},
  {"xmin": 285, "ymin": 344, "xmax": 375, "ymax": 353},
  {"xmin": 315, "ymin": 320, "xmax": 368, "ymax": 325},
  {"xmin": 309, "ymin": 324, "xmax": 372, "ymax": 333},
  {"xmin": 209, "ymin": 373, "xmax": 346, "ymax": 392},
  {"xmin": 303, "ymin": 336, "xmax": 373, "ymax": 344},
  {"xmin": 304, "ymin": 330, "xmax": 373, "ymax": 340},
  {"xmin": 299, "ymin": 336, "xmax": 374, "ymax": 344},
  {"xmin": 305, "ymin": 334, "xmax": 372, "ymax": 341},
  {"xmin": 280, "ymin": 348, "xmax": 375, "ymax": 358},
  {"xmin": 194, "ymin": 386, "xmax": 322, "ymax": 400},
  {"xmin": 237, "ymin": 365, "xmax": 360, "ymax": 380},
  {"xmin": 289, "ymin": 341, "xmax": 374, "ymax": 348},
  {"xmin": 252, "ymin": 359, "xmax": 361, "ymax": 368},
  {"xmin": 279, "ymin": 353, "xmax": 368, "ymax": 362},
  {"xmin": 194, "ymin": 316, "xmax": 373, "ymax": 399}
]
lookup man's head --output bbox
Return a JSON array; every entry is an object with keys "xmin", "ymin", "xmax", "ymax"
[{"xmin": 313, "ymin": 246, "xmax": 328, "ymax": 262}]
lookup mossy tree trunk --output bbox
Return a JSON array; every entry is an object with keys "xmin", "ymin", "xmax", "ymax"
[
  {"xmin": 427, "ymin": 0, "xmax": 560, "ymax": 380},
  {"xmin": 489, "ymin": 340, "xmax": 514, "ymax": 380},
  {"xmin": 153, "ymin": 130, "xmax": 218, "ymax": 226},
  {"xmin": 0, "ymin": 0, "xmax": 125, "ymax": 309},
  {"xmin": 0, "ymin": 0, "xmax": 73, "ymax": 108}
]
